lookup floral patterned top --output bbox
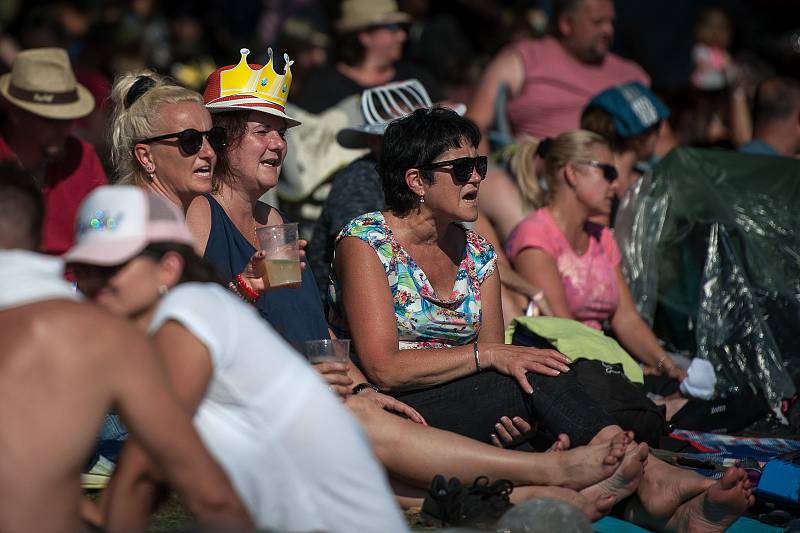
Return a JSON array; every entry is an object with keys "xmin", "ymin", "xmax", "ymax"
[{"xmin": 328, "ymin": 211, "xmax": 497, "ymax": 350}]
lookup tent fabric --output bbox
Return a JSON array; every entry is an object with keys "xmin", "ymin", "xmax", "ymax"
[{"xmin": 615, "ymin": 147, "xmax": 800, "ymax": 407}]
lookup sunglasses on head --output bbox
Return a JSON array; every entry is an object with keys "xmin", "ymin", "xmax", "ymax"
[
  {"xmin": 418, "ymin": 155, "xmax": 488, "ymax": 184},
  {"xmin": 573, "ymin": 159, "xmax": 618, "ymax": 182},
  {"xmin": 137, "ymin": 126, "xmax": 227, "ymax": 155}
]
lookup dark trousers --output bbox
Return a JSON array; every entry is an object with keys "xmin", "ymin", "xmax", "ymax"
[{"xmin": 392, "ymin": 369, "xmax": 615, "ymax": 447}]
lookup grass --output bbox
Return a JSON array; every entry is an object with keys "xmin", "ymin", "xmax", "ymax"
[{"xmin": 95, "ymin": 492, "xmax": 441, "ymax": 531}]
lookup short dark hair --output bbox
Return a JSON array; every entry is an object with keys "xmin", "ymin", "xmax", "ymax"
[
  {"xmin": 0, "ymin": 161, "xmax": 44, "ymax": 250},
  {"xmin": 753, "ymin": 77, "xmax": 800, "ymax": 129},
  {"xmin": 551, "ymin": 0, "xmax": 586, "ymax": 36},
  {"xmin": 211, "ymin": 109, "xmax": 252, "ymax": 186},
  {"xmin": 333, "ymin": 31, "xmax": 366, "ymax": 66},
  {"xmin": 378, "ymin": 107, "xmax": 481, "ymax": 215}
]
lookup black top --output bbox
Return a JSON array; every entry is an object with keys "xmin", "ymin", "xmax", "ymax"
[
  {"xmin": 292, "ymin": 61, "xmax": 442, "ymax": 113},
  {"xmin": 203, "ymin": 194, "xmax": 329, "ymax": 348}
]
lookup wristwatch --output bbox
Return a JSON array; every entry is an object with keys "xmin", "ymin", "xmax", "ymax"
[{"xmin": 352, "ymin": 382, "xmax": 381, "ymax": 395}]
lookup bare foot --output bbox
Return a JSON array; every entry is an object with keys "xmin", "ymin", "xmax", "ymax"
[
  {"xmin": 590, "ymin": 425, "xmax": 634, "ymax": 446},
  {"xmin": 665, "ymin": 467, "xmax": 754, "ymax": 532},
  {"xmin": 512, "ymin": 485, "xmax": 616, "ymax": 522},
  {"xmin": 580, "ymin": 442, "xmax": 648, "ymax": 505},
  {"xmin": 547, "ymin": 433, "xmax": 570, "ymax": 452},
  {"xmin": 554, "ymin": 436, "xmax": 627, "ymax": 490},
  {"xmin": 634, "ymin": 456, "xmax": 715, "ymax": 519}
]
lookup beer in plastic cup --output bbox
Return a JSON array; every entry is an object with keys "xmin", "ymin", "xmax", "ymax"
[{"xmin": 255, "ymin": 223, "xmax": 302, "ymax": 288}]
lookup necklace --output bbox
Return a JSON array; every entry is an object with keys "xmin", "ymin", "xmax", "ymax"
[{"xmin": 215, "ymin": 193, "xmax": 261, "ymax": 248}]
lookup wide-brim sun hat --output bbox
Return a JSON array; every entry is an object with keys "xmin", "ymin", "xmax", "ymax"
[
  {"xmin": 63, "ymin": 186, "xmax": 196, "ymax": 266},
  {"xmin": 586, "ymin": 81, "xmax": 670, "ymax": 138},
  {"xmin": 335, "ymin": 0, "xmax": 411, "ymax": 33},
  {"xmin": 337, "ymin": 79, "xmax": 466, "ymax": 149},
  {"xmin": 0, "ymin": 47, "xmax": 94, "ymax": 120},
  {"xmin": 203, "ymin": 48, "xmax": 301, "ymax": 128}
]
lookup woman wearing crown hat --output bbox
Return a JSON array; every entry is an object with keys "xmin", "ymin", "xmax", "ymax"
[{"xmin": 186, "ymin": 48, "xmax": 328, "ymax": 346}]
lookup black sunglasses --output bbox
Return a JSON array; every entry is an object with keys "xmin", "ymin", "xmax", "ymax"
[
  {"xmin": 71, "ymin": 250, "xmax": 165, "ymax": 281},
  {"xmin": 418, "ymin": 155, "xmax": 488, "ymax": 184},
  {"xmin": 573, "ymin": 159, "xmax": 618, "ymax": 182},
  {"xmin": 137, "ymin": 126, "xmax": 227, "ymax": 155},
  {"xmin": 368, "ymin": 22, "xmax": 406, "ymax": 32}
]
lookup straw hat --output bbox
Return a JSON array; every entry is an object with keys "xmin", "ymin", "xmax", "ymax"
[
  {"xmin": 0, "ymin": 48, "xmax": 94, "ymax": 120},
  {"xmin": 335, "ymin": 0, "xmax": 411, "ymax": 33}
]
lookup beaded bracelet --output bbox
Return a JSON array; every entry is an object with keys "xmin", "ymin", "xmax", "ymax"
[
  {"xmin": 228, "ymin": 281, "xmax": 256, "ymax": 304},
  {"xmin": 234, "ymin": 273, "xmax": 261, "ymax": 301}
]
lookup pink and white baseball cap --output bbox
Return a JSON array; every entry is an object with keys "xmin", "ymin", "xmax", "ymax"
[{"xmin": 63, "ymin": 186, "xmax": 195, "ymax": 266}]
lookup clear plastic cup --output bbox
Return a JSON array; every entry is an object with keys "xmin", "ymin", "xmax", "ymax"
[
  {"xmin": 304, "ymin": 339, "xmax": 351, "ymax": 365},
  {"xmin": 255, "ymin": 222, "xmax": 301, "ymax": 288}
]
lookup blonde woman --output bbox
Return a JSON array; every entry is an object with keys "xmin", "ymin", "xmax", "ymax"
[
  {"xmin": 506, "ymin": 130, "xmax": 686, "ymax": 381},
  {"xmin": 108, "ymin": 71, "xmax": 225, "ymax": 211}
]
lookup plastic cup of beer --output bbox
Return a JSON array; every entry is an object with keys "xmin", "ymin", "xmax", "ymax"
[
  {"xmin": 304, "ymin": 339, "xmax": 350, "ymax": 366},
  {"xmin": 255, "ymin": 223, "xmax": 302, "ymax": 288}
]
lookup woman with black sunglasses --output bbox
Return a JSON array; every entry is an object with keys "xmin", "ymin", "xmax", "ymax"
[
  {"xmin": 109, "ymin": 71, "xmax": 223, "ymax": 212},
  {"xmin": 327, "ymin": 108, "xmax": 631, "ymax": 447},
  {"xmin": 506, "ymin": 130, "xmax": 687, "ymax": 382}
]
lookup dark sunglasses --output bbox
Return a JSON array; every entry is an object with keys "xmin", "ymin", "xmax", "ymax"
[
  {"xmin": 368, "ymin": 22, "xmax": 405, "ymax": 32},
  {"xmin": 71, "ymin": 250, "xmax": 164, "ymax": 281},
  {"xmin": 418, "ymin": 155, "xmax": 488, "ymax": 184},
  {"xmin": 137, "ymin": 126, "xmax": 227, "ymax": 155},
  {"xmin": 573, "ymin": 159, "xmax": 618, "ymax": 182}
]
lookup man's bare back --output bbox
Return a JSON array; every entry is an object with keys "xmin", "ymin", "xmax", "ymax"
[{"xmin": 0, "ymin": 299, "xmax": 252, "ymax": 533}]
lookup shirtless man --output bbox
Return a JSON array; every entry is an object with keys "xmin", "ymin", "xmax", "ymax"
[{"xmin": 0, "ymin": 163, "xmax": 252, "ymax": 533}]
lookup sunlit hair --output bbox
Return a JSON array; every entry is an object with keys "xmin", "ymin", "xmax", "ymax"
[
  {"xmin": 109, "ymin": 71, "xmax": 204, "ymax": 185},
  {"xmin": 512, "ymin": 129, "xmax": 608, "ymax": 210}
]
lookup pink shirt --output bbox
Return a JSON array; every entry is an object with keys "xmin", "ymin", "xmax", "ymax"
[
  {"xmin": 506, "ymin": 208, "xmax": 621, "ymax": 329},
  {"xmin": 505, "ymin": 36, "xmax": 650, "ymax": 140}
]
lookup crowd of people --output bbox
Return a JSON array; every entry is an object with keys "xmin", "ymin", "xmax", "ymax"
[{"xmin": 1, "ymin": 0, "xmax": 798, "ymax": 531}]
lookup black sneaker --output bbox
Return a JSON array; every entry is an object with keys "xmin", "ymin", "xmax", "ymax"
[{"xmin": 421, "ymin": 474, "xmax": 514, "ymax": 529}]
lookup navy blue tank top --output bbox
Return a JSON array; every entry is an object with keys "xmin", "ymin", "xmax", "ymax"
[{"xmin": 203, "ymin": 194, "xmax": 329, "ymax": 348}]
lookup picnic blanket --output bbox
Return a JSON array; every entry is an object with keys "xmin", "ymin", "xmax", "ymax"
[
  {"xmin": 593, "ymin": 516, "xmax": 783, "ymax": 533},
  {"xmin": 670, "ymin": 429, "xmax": 800, "ymax": 462}
]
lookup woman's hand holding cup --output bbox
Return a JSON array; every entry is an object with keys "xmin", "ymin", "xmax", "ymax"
[{"xmin": 304, "ymin": 339, "xmax": 351, "ymax": 399}]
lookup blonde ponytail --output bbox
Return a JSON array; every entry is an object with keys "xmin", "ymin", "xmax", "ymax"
[
  {"xmin": 511, "ymin": 136, "xmax": 549, "ymax": 210},
  {"xmin": 109, "ymin": 71, "xmax": 203, "ymax": 185}
]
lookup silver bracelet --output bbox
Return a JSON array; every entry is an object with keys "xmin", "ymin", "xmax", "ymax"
[{"xmin": 473, "ymin": 341, "xmax": 482, "ymax": 373}]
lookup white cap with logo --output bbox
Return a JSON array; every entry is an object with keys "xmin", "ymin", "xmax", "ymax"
[{"xmin": 63, "ymin": 186, "xmax": 195, "ymax": 266}]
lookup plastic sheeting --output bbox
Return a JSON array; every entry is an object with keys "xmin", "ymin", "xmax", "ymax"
[{"xmin": 615, "ymin": 147, "xmax": 800, "ymax": 407}]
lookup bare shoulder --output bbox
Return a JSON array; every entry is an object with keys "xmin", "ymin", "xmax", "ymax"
[
  {"xmin": 8, "ymin": 300, "xmax": 148, "ymax": 359},
  {"xmin": 186, "ymin": 195, "xmax": 212, "ymax": 255}
]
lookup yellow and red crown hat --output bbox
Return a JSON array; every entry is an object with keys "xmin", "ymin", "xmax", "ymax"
[{"xmin": 203, "ymin": 48, "xmax": 300, "ymax": 127}]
